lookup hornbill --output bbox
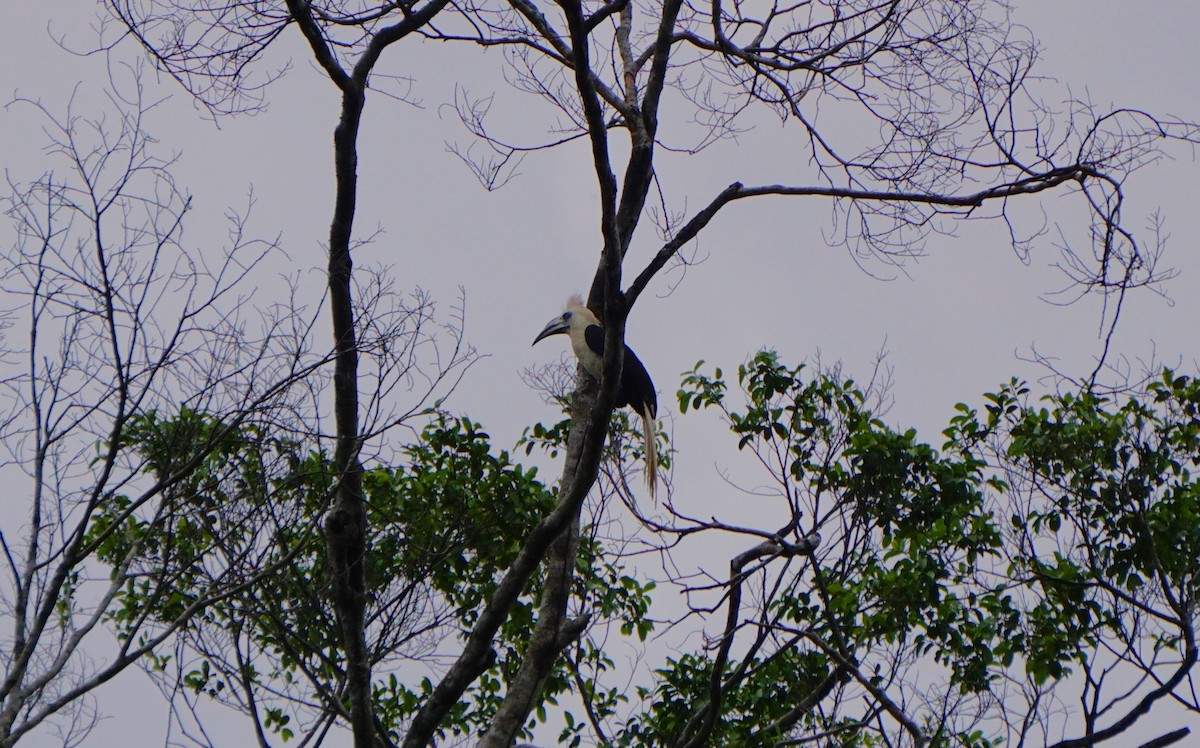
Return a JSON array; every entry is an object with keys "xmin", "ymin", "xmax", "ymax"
[{"xmin": 533, "ymin": 295, "xmax": 658, "ymax": 499}]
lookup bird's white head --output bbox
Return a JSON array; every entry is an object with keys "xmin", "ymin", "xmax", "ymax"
[{"xmin": 532, "ymin": 294, "xmax": 599, "ymax": 345}]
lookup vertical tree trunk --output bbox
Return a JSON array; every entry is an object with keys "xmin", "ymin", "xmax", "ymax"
[{"xmin": 322, "ymin": 83, "xmax": 376, "ymax": 748}]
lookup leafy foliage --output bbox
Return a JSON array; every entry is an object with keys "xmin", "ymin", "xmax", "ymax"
[
  {"xmin": 622, "ymin": 352, "xmax": 1200, "ymax": 747},
  {"xmin": 98, "ymin": 355, "xmax": 1200, "ymax": 747},
  {"xmin": 978, "ymin": 371, "xmax": 1200, "ymax": 689},
  {"xmin": 102, "ymin": 411, "xmax": 655, "ymax": 743}
]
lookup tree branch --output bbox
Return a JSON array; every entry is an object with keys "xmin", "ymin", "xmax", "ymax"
[
  {"xmin": 401, "ymin": 374, "xmax": 615, "ymax": 748},
  {"xmin": 627, "ymin": 167, "xmax": 1098, "ymax": 307}
]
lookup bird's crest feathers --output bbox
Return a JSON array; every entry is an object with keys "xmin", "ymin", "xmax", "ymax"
[{"xmin": 565, "ymin": 294, "xmax": 600, "ymax": 326}]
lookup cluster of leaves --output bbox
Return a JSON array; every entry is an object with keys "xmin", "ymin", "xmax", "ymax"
[
  {"xmin": 609, "ymin": 353, "xmax": 1200, "ymax": 747},
  {"xmin": 965, "ymin": 371, "xmax": 1200, "ymax": 688},
  {"xmin": 96, "ymin": 410, "xmax": 656, "ymax": 743},
  {"xmin": 93, "ymin": 356, "xmax": 1200, "ymax": 747}
]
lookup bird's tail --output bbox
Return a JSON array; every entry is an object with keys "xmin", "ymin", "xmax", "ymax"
[{"xmin": 641, "ymin": 406, "xmax": 658, "ymax": 502}]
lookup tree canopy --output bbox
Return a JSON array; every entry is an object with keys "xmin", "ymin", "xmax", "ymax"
[{"xmin": 2, "ymin": 1, "xmax": 1199, "ymax": 747}]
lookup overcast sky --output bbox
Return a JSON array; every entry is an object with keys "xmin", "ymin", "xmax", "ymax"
[{"xmin": 3, "ymin": 1, "xmax": 1200, "ymax": 745}]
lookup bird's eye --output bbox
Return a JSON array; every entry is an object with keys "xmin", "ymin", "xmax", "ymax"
[{"xmin": 563, "ymin": 311, "xmax": 573, "ymax": 319}]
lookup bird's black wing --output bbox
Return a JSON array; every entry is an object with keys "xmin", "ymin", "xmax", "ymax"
[{"xmin": 583, "ymin": 323, "xmax": 605, "ymax": 358}]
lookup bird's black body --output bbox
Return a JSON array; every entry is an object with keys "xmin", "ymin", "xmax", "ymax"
[{"xmin": 582, "ymin": 324, "xmax": 657, "ymax": 418}]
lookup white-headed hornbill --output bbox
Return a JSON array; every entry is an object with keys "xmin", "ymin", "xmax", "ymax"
[{"xmin": 533, "ymin": 295, "xmax": 658, "ymax": 499}]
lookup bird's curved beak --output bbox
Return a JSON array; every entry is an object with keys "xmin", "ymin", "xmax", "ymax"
[{"xmin": 532, "ymin": 317, "xmax": 569, "ymax": 345}]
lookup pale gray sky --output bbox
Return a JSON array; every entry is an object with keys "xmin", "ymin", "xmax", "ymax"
[{"xmin": 3, "ymin": 1, "xmax": 1199, "ymax": 745}]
